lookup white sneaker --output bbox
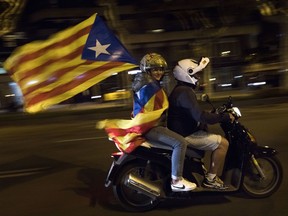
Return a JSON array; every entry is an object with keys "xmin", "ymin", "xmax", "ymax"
[{"xmin": 171, "ymin": 178, "xmax": 197, "ymax": 192}]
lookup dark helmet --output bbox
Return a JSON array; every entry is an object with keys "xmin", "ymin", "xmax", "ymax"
[{"xmin": 139, "ymin": 53, "xmax": 167, "ymax": 73}]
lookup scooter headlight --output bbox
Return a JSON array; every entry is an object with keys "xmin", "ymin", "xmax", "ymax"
[{"xmin": 231, "ymin": 107, "xmax": 241, "ymax": 118}]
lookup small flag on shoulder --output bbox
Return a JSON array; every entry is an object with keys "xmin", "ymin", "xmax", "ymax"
[{"xmin": 97, "ymin": 81, "xmax": 169, "ymax": 153}]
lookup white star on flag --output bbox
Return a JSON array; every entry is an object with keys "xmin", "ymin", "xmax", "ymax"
[{"xmin": 88, "ymin": 40, "xmax": 111, "ymax": 58}]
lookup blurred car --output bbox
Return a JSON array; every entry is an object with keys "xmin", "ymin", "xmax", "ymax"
[{"xmin": 103, "ymin": 89, "xmax": 131, "ymax": 101}]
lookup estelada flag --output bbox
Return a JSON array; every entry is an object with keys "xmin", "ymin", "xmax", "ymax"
[
  {"xmin": 4, "ymin": 13, "xmax": 138, "ymax": 113},
  {"xmin": 97, "ymin": 80, "xmax": 168, "ymax": 153}
]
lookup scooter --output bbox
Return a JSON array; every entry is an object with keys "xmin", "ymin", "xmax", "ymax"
[{"xmin": 104, "ymin": 94, "xmax": 283, "ymax": 212}]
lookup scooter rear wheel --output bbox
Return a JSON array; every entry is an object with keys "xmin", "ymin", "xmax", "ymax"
[
  {"xmin": 242, "ymin": 155, "xmax": 283, "ymax": 198},
  {"xmin": 112, "ymin": 161, "xmax": 167, "ymax": 212}
]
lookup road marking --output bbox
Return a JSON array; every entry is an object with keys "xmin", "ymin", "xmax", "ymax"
[
  {"xmin": 0, "ymin": 167, "xmax": 51, "ymax": 179},
  {"xmin": 55, "ymin": 136, "xmax": 107, "ymax": 143}
]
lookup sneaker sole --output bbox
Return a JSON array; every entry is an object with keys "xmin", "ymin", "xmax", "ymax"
[{"xmin": 202, "ymin": 183, "xmax": 228, "ymax": 190}]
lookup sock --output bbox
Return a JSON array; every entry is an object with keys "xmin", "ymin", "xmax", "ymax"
[{"xmin": 207, "ymin": 173, "xmax": 216, "ymax": 181}]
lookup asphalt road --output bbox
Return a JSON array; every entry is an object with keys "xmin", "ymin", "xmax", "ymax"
[{"xmin": 0, "ymin": 101, "xmax": 287, "ymax": 216}]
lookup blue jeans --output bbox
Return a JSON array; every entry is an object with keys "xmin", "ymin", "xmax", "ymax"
[{"xmin": 144, "ymin": 126, "xmax": 188, "ymax": 179}]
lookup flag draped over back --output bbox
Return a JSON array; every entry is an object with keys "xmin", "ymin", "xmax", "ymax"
[
  {"xmin": 4, "ymin": 13, "xmax": 138, "ymax": 113},
  {"xmin": 97, "ymin": 81, "xmax": 168, "ymax": 153}
]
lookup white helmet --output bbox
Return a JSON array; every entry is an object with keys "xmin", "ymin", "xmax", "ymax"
[{"xmin": 173, "ymin": 57, "xmax": 210, "ymax": 85}]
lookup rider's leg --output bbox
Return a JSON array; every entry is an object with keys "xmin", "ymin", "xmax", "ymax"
[
  {"xmin": 203, "ymin": 137, "xmax": 229, "ymax": 189},
  {"xmin": 144, "ymin": 126, "xmax": 197, "ymax": 191},
  {"xmin": 144, "ymin": 126, "xmax": 187, "ymax": 178},
  {"xmin": 208, "ymin": 136, "xmax": 229, "ymax": 176},
  {"xmin": 185, "ymin": 131, "xmax": 228, "ymax": 175},
  {"xmin": 185, "ymin": 131, "xmax": 229, "ymax": 188}
]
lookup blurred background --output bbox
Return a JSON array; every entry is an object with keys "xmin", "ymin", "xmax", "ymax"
[
  {"xmin": 0, "ymin": 2, "xmax": 287, "ymax": 215},
  {"xmin": 0, "ymin": 0, "xmax": 287, "ymax": 111}
]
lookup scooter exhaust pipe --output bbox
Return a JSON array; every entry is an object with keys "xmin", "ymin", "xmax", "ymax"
[{"xmin": 126, "ymin": 174, "xmax": 162, "ymax": 199}]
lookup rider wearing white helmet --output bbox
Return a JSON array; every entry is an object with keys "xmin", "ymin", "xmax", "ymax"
[
  {"xmin": 168, "ymin": 57, "xmax": 234, "ymax": 189},
  {"xmin": 173, "ymin": 57, "xmax": 210, "ymax": 85}
]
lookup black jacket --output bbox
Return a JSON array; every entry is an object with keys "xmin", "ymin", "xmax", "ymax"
[{"xmin": 167, "ymin": 81, "xmax": 230, "ymax": 137}]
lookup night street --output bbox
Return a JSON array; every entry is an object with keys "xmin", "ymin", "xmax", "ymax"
[{"xmin": 0, "ymin": 101, "xmax": 287, "ymax": 216}]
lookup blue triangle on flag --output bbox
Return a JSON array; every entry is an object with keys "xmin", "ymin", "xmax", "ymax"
[{"xmin": 82, "ymin": 15, "xmax": 137, "ymax": 65}]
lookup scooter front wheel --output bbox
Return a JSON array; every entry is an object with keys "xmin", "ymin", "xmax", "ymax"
[
  {"xmin": 242, "ymin": 155, "xmax": 283, "ymax": 198},
  {"xmin": 112, "ymin": 161, "xmax": 167, "ymax": 212}
]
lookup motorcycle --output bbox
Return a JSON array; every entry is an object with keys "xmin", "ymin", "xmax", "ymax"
[{"xmin": 104, "ymin": 94, "xmax": 283, "ymax": 212}]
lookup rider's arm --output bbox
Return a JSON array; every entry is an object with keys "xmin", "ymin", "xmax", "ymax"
[{"xmin": 179, "ymin": 88, "xmax": 230, "ymax": 125}]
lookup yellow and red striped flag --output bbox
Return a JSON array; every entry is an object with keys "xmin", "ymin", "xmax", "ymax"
[
  {"xmin": 3, "ymin": 13, "xmax": 138, "ymax": 113},
  {"xmin": 97, "ymin": 81, "xmax": 168, "ymax": 153}
]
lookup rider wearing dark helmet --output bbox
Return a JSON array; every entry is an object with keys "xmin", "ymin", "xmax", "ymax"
[
  {"xmin": 132, "ymin": 53, "xmax": 197, "ymax": 192},
  {"xmin": 167, "ymin": 57, "xmax": 234, "ymax": 189}
]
